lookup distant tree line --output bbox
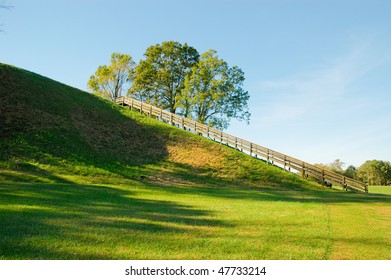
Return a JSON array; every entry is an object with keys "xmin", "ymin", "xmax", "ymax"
[
  {"xmin": 315, "ymin": 159, "xmax": 391, "ymax": 186},
  {"xmin": 88, "ymin": 41, "xmax": 250, "ymax": 130}
]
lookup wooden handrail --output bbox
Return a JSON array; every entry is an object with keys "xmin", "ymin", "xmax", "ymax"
[{"xmin": 115, "ymin": 96, "xmax": 368, "ymax": 193}]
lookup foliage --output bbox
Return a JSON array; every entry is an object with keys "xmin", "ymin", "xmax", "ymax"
[
  {"xmin": 87, "ymin": 53, "xmax": 135, "ymax": 101},
  {"xmin": 129, "ymin": 41, "xmax": 199, "ymax": 113},
  {"xmin": 328, "ymin": 159, "xmax": 345, "ymax": 173},
  {"xmin": 357, "ymin": 160, "xmax": 391, "ymax": 186},
  {"xmin": 91, "ymin": 42, "xmax": 251, "ymax": 130},
  {"xmin": 178, "ymin": 49, "xmax": 250, "ymax": 129},
  {"xmin": 344, "ymin": 165, "xmax": 357, "ymax": 179},
  {"xmin": 319, "ymin": 158, "xmax": 391, "ymax": 185}
]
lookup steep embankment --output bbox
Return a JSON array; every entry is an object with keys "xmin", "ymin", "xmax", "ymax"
[{"xmin": 0, "ymin": 63, "xmax": 320, "ymax": 190}]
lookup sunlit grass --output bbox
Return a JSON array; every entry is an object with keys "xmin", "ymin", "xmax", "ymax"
[
  {"xmin": 369, "ymin": 186, "xmax": 391, "ymax": 195},
  {"xmin": 1, "ymin": 181, "xmax": 390, "ymax": 260}
]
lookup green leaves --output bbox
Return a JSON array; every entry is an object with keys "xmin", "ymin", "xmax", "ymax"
[
  {"xmin": 129, "ymin": 41, "xmax": 199, "ymax": 113},
  {"xmin": 179, "ymin": 49, "xmax": 250, "ymax": 130},
  {"xmin": 90, "ymin": 42, "xmax": 251, "ymax": 130},
  {"xmin": 87, "ymin": 53, "xmax": 136, "ymax": 101},
  {"xmin": 357, "ymin": 160, "xmax": 391, "ymax": 185}
]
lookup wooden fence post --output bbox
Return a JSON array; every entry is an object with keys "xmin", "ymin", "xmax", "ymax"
[{"xmin": 284, "ymin": 156, "xmax": 287, "ymax": 170}]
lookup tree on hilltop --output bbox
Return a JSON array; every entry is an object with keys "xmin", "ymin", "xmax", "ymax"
[
  {"xmin": 129, "ymin": 41, "xmax": 199, "ymax": 113},
  {"xmin": 90, "ymin": 42, "xmax": 251, "ymax": 130},
  {"xmin": 88, "ymin": 53, "xmax": 136, "ymax": 101},
  {"xmin": 178, "ymin": 49, "xmax": 250, "ymax": 130}
]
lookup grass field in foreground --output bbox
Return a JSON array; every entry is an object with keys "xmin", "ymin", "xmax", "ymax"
[
  {"xmin": 1, "ymin": 180, "xmax": 390, "ymax": 260},
  {"xmin": 368, "ymin": 186, "xmax": 391, "ymax": 195}
]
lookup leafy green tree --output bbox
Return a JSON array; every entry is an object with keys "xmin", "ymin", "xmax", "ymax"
[
  {"xmin": 357, "ymin": 160, "xmax": 379, "ymax": 185},
  {"xmin": 357, "ymin": 160, "xmax": 391, "ymax": 185},
  {"xmin": 129, "ymin": 41, "xmax": 199, "ymax": 113},
  {"xmin": 344, "ymin": 165, "xmax": 357, "ymax": 179},
  {"xmin": 88, "ymin": 53, "xmax": 135, "ymax": 101},
  {"xmin": 178, "ymin": 49, "xmax": 250, "ymax": 129},
  {"xmin": 377, "ymin": 160, "xmax": 391, "ymax": 185},
  {"xmin": 328, "ymin": 159, "xmax": 345, "ymax": 173}
]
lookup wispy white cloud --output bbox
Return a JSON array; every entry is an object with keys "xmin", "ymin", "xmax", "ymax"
[
  {"xmin": 242, "ymin": 36, "xmax": 391, "ymax": 165},
  {"xmin": 250, "ymin": 37, "xmax": 391, "ymax": 127}
]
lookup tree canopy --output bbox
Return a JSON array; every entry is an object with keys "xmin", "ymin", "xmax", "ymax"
[
  {"xmin": 178, "ymin": 49, "xmax": 250, "ymax": 129},
  {"xmin": 129, "ymin": 41, "xmax": 199, "ymax": 113},
  {"xmin": 89, "ymin": 42, "xmax": 250, "ymax": 129},
  {"xmin": 88, "ymin": 53, "xmax": 135, "ymax": 101},
  {"xmin": 317, "ymin": 159, "xmax": 391, "ymax": 186},
  {"xmin": 357, "ymin": 160, "xmax": 391, "ymax": 186}
]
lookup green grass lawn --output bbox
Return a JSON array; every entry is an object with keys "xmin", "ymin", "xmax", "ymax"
[
  {"xmin": 1, "ymin": 179, "xmax": 390, "ymax": 260},
  {"xmin": 368, "ymin": 186, "xmax": 391, "ymax": 195}
]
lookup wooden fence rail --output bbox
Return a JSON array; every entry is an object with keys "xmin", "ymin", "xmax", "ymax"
[{"xmin": 116, "ymin": 96, "xmax": 368, "ymax": 193}]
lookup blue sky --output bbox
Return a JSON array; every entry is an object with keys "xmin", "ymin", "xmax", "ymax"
[{"xmin": 1, "ymin": 0, "xmax": 390, "ymax": 167}]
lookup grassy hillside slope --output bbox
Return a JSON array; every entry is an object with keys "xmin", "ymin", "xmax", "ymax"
[
  {"xmin": 0, "ymin": 63, "xmax": 319, "ymax": 190},
  {"xmin": 1, "ymin": 63, "xmax": 390, "ymax": 260}
]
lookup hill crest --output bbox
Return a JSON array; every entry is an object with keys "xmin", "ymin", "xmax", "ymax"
[{"xmin": 0, "ymin": 62, "xmax": 321, "ymax": 190}]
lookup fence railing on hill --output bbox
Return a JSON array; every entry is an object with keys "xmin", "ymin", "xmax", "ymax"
[{"xmin": 115, "ymin": 96, "xmax": 368, "ymax": 193}]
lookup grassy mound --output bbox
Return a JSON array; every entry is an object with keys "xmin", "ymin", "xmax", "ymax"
[
  {"xmin": 0, "ymin": 63, "xmax": 320, "ymax": 190},
  {"xmin": 1, "ymin": 63, "xmax": 391, "ymax": 260}
]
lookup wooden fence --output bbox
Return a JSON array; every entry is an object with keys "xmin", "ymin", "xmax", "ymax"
[{"xmin": 115, "ymin": 96, "xmax": 368, "ymax": 193}]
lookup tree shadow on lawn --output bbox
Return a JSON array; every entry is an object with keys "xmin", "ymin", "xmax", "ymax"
[
  {"xmin": 0, "ymin": 182, "xmax": 228, "ymax": 259},
  {"xmin": 0, "ymin": 164, "xmax": 74, "ymax": 184},
  {"xmin": 143, "ymin": 163, "xmax": 391, "ymax": 205},
  {"xmin": 1, "ymin": 70, "xmax": 171, "ymax": 180}
]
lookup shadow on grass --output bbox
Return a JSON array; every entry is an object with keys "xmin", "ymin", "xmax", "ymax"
[
  {"xmin": 0, "ymin": 164, "xmax": 73, "ymax": 184},
  {"xmin": 1, "ymin": 63, "xmax": 170, "ymax": 179},
  {"xmin": 0, "ymin": 182, "xmax": 227, "ymax": 259},
  {"xmin": 142, "ymin": 165, "xmax": 391, "ymax": 205}
]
